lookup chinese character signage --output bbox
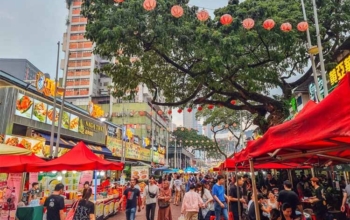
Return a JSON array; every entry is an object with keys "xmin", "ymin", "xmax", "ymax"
[{"xmin": 328, "ymin": 55, "xmax": 350, "ymax": 86}]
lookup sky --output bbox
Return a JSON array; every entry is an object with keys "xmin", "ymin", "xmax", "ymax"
[{"xmin": 0, "ymin": 0, "xmax": 228, "ymax": 127}]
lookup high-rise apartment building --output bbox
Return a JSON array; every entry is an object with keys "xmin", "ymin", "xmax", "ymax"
[
  {"xmin": 61, "ymin": 0, "xmax": 105, "ymax": 106},
  {"xmin": 183, "ymin": 108, "xmax": 199, "ymax": 129}
]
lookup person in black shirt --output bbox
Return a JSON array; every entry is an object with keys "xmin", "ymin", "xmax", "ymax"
[
  {"xmin": 120, "ymin": 178, "xmax": 141, "ymax": 220},
  {"xmin": 44, "ymin": 183, "xmax": 65, "ymax": 220},
  {"xmin": 229, "ymin": 175, "xmax": 246, "ymax": 220},
  {"xmin": 309, "ymin": 177, "xmax": 326, "ymax": 220},
  {"xmin": 277, "ymin": 180, "xmax": 302, "ymax": 219},
  {"xmin": 73, "ymin": 187, "xmax": 95, "ymax": 220},
  {"xmin": 265, "ymin": 173, "xmax": 277, "ymax": 191}
]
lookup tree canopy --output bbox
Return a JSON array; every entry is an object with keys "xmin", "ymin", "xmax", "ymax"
[{"xmin": 82, "ymin": 0, "xmax": 350, "ymax": 132}]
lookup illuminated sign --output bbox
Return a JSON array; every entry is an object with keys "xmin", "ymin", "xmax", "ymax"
[
  {"xmin": 329, "ymin": 55, "xmax": 350, "ymax": 86},
  {"xmin": 35, "ymin": 72, "xmax": 64, "ymax": 96},
  {"xmin": 87, "ymin": 101, "xmax": 104, "ymax": 118}
]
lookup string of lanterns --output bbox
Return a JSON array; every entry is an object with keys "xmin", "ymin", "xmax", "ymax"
[{"xmin": 114, "ymin": 0, "xmax": 310, "ymax": 32}]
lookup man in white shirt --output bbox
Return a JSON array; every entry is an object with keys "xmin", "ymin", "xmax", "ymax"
[
  {"xmin": 142, "ymin": 176, "xmax": 159, "ymax": 220},
  {"xmin": 174, "ymin": 175, "xmax": 182, "ymax": 205}
]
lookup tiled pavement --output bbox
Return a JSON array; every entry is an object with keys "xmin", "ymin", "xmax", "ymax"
[{"xmin": 110, "ymin": 203, "xmax": 182, "ymax": 220}]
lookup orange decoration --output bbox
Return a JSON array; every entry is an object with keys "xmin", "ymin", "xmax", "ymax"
[
  {"xmin": 280, "ymin": 22, "xmax": 292, "ymax": 32},
  {"xmin": 230, "ymin": 100, "xmax": 236, "ymax": 105},
  {"xmin": 197, "ymin": 10, "xmax": 209, "ymax": 22},
  {"xmin": 177, "ymin": 108, "xmax": 183, "ymax": 113},
  {"xmin": 297, "ymin": 21, "xmax": 308, "ymax": 32},
  {"xmin": 139, "ymin": 111, "xmax": 145, "ymax": 116},
  {"xmin": 143, "ymin": 0, "xmax": 156, "ymax": 11},
  {"xmin": 208, "ymin": 104, "xmax": 214, "ymax": 110},
  {"xmin": 171, "ymin": 5, "xmax": 184, "ymax": 18},
  {"xmin": 187, "ymin": 108, "xmax": 192, "ymax": 113},
  {"xmin": 114, "ymin": 0, "xmax": 124, "ymax": 2},
  {"xmin": 167, "ymin": 109, "xmax": 172, "ymax": 115},
  {"xmin": 242, "ymin": 18, "xmax": 255, "ymax": 30},
  {"xmin": 197, "ymin": 106, "xmax": 203, "ymax": 111},
  {"xmin": 263, "ymin": 19, "xmax": 275, "ymax": 30},
  {"xmin": 220, "ymin": 14, "xmax": 233, "ymax": 26},
  {"xmin": 157, "ymin": 110, "xmax": 163, "ymax": 115}
]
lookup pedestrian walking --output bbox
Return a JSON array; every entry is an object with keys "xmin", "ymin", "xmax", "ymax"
[
  {"xmin": 143, "ymin": 176, "xmax": 159, "ymax": 220},
  {"xmin": 120, "ymin": 178, "xmax": 141, "ymax": 220},
  {"xmin": 196, "ymin": 183, "xmax": 213, "ymax": 220},
  {"xmin": 73, "ymin": 188, "xmax": 95, "ymax": 220},
  {"xmin": 157, "ymin": 180, "xmax": 172, "ymax": 220},
  {"xmin": 181, "ymin": 184, "xmax": 204, "ymax": 220},
  {"xmin": 44, "ymin": 183, "xmax": 65, "ymax": 220},
  {"xmin": 212, "ymin": 175, "xmax": 229, "ymax": 220}
]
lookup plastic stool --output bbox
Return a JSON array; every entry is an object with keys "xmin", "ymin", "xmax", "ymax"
[{"xmin": 209, "ymin": 212, "xmax": 234, "ymax": 220}]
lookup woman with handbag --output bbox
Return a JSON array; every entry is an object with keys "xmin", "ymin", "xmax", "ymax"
[
  {"xmin": 72, "ymin": 188, "xmax": 95, "ymax": 220},
  {"xmin": 157, "ymin": 180, "xmax": 172, "ymax": 220}
]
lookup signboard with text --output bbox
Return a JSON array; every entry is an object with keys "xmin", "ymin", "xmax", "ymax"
[{"xmin": 329, "ymin": 55, "xmax": 350, "ymax": 86}]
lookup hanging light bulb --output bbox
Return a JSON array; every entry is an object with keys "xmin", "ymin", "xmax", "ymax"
[
  {"xmin": 62, "ymin": 170, "xmax": 67, "ymax": 174},
  {"xmin": 100, "ymin": 171, "xmax": 106, "ymax": 176},
  {"xmin": 52, "ymin": 171, "xmax": 57, "ymax": 174},
  {"xmin": 57, "ymin": 175, "xmax": 63, "ymax": 181},
  {"xmin": 72, "ymin": 171, "xmax": 77, "ymax": 174}
]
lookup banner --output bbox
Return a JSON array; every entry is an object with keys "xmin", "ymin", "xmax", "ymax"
[
  {"xmin": 152, "ymin": 152, "xmax": 159, "ymax": 164},
  {"xmin": 29, "ymin": 173, "xmax": 39, "ymax": 189},
  {"xmin": 131, "ymin": 166, "xmax": 149, "ymax": 180},
  {"xmin": 78, "ymin": 171, "xmax": 93, "ymax": 191},
  {"xmin": 0, "ymin": 173, "xmax": 23, "ymax": 220},
  {"xmin": 138, "ymin": 147, "xmax": 151, "ymax": 161},
  {"xmin": 106, "ymin": 137, "xmax": 122, "ymax": 157}
]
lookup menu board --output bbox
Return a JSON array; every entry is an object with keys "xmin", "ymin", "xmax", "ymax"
[
  {"xmin": 4, "ymin": 135, "xmax": 45, "ymax": 158},
  {"xmin": 69, "ymin": 114, "xmax": 79, "ymax": 132},
  {"xmin": 131, "ymin": 166, "xmax": 149, "ymax": 180},
  {"xmin": 46, "ymin": 105, "xmax": 60, "ymax": 126},
  {"xmin": 106, "ymin": 137, "xmax": 122, "ymax": 157},
  {"xmin": 32, "ymin": 99, "xmax": 47, "ymax": 123},
  {"xmin": 38, "ymin": 172, "xmax": 81, "ymax": 194},
  {"xmin": 15, "ymin": 93, "xmax": 33, "ymax": 119}
]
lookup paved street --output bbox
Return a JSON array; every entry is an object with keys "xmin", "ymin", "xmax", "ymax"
[{"xmin": 110, "ymin": 203, "xmax": 182, "ymax": 220}]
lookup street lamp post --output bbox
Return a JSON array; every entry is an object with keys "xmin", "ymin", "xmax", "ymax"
[{"xmin": 311, "ymin": 0, "xmax": 329, "ymax": 97}]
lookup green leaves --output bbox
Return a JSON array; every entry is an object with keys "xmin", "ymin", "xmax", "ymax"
[{"xmin": 82, "ymin": 0, "xmax": 350, "ymax": 132}]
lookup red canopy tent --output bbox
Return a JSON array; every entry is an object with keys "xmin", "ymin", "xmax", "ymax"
[
  {"xmin": 27, "ymin": 142, "xmax": 124, "ymax": 172},
  {"xmin": 247, "ymin": 72, "xmax": 350, "ymax": 164},
  {"xmin": 0, "ymin": 154, "xmax": 46, "ymax": 173}
]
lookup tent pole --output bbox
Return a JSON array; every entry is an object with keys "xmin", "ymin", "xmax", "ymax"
[
  {"xmin": 236, "ymin": 165, "xmax": 242, "ymax": 220},
  {"xmin": 249, "ymin": 159, "xmax": 261, "ymax": 220},
  {"xmin": 94, "ymin": 170, "xmax": 97, "ymax": 201},
  {"xmin": 311, "ymin": 167, "xmax": 315, "ymax": 177},
  {"xmin": 226, "ymin": 167, "xmax": 229, "ymax": 211}
]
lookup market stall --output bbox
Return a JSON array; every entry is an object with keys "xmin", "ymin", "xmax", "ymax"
[{"xmin": 0, "ymin": 144, "xmax": 31, "ymax": 156}]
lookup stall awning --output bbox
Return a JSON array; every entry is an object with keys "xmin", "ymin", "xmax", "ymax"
[{"xmin": 38, "ymin": 133, "xmax": 112, "ymax": 156}]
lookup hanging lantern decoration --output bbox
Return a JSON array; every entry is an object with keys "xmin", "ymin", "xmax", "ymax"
[
  {"xmin": 177, "ymin": 108, "xmax": 183, "ymax": 113},
  {"xmin": 233, "ymin": 123, "xmax": 237, "ymax": 127},
  {"xmin": 171, "ymin": 5, "xmax": 184, "ymax": 18},
  {"xmin": 280, "ymin": 22, "xmax": 292, "ymax": 32},
  {"xmin": 263, "ymin": 19, "xmax": 275, "ymax": 30},
  {"xmin": 157, "ymin": 110, "xmax": 163, "ymax": 115},
  {"xmin": 242, "ymin": 18, "xmax": 255, "ymax": 30},
  {"xmin": 197, "ymin": 10, "xmax": 209, "ymax": 22},
  {"xmin": 143, "ymin": 0, "xmax": 156, "ymax": 11},
  {"xmin": 197, "ymin": 106, "xmax": 203, "ymax": 111},
  {"xmin": 297, "ymin": 21, "xmax": 308, "ymax": 32},
  {"xmin": 220, "ymin": 14, "xmax": 233, "ymax": 26},
  {"xmin": 187, "ymin": 108, "xmax": 192, "ymax": 113},
  {"xmin": 208, "ymin": 104, "xmax": 214, "ymax": 110},
  {"xmin": 230, "ymin": 100, "xmax": 236, "ymax": 105},
  {"xmin": 181, "ymin": 127, "xmax": 185, "ymax": 131},
  {"xmin": 225, "ymin": 124, "xmax": 229, "ymax": 128},
  {"xmin": 139, "ymin": 111, "xmax": 145, "ymax": 116},
  {"xmin": 167, "ymin": 109, "xmax": 172, "ymax": 115},
  {"xmin": 114, "ymin": 0, "xmax": 124, "ymax": 3}
]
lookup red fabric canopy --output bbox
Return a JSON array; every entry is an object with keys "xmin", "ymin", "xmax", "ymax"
[
  {"xmin": 28, "ymin": 142, "xmax": 124, "ymax": 172},
  {"xmin": 223, "ymin": 158, "xmax": 311, "ymax": 170},
  {"xmin": 248, "ymin": 72, "xmax": 350, "ymax": 164},
  {"xmin": 0, "ymin": 154, "xmax": 46, "ymax": 173}
]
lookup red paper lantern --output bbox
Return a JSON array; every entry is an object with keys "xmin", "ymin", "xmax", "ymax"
[
  {"xmin": 263, "ymin": 19, "xmax": 275, "ymax": 30},
  {"xmin": 187, "ymin": 108, "xmax": 192, "ymax": 113},
  {"xmin": 171, "ymin": 5, "xmax": 184, "ymax": 18},
  {"xmin": 157, "ymin": 110, "xmax": 163, "ymax": 115},
  {"xmin": 177, "ymin": 108, "xmax": 183, "ymax": 113},
  {"xmin": 242, "ymin": 18, "xmax": 255, "ymax": 30},
  {"xmin": 297, "ymin": 21, "xmax": 308, "ymax": 32},
  {"xmin": 230, "ymin": 100, "xmax": 236, "ymax": 105},
  {"xmin": 220, "ymin": 14, "xmax": 233, "ymax": 26},
  {"xmin": 197, "ymin": 10, "xmax": 209, "ymax": 22},
  {"xmin": 208, "ymin": 104, "xmax": 214, "ymax": 110},
  {"xmin": 139, "ymin": 111, "xmax": 145, "ymax": 116},
  {"xmin": 197, "ymin": 106, "xmax": 203, "ymax": 111},
  {"xmin": 143, "ymin": 0, "xmax": 156, "ymax": 11},
  {"xmin": 280, "ymin": 22, "xmax": 292, "ymax": 32},
  {"xmin": 114, "ymin": 0, "xmax": 124, "ymax": 3},
  {"xmin": 167, "ymin": 109, "xmax": 172, "ymax": 115}
]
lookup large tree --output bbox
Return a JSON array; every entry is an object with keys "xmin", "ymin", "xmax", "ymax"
[{"xmin": 82, "ymin": 0, "xmax": 350, "ymax": 132}]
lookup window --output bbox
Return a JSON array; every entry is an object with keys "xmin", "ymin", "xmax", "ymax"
[
  {"xmin": 67, "ymin": 69, "xmax": 90, "ymax": 77},
  {"xmin": 71, "ymin": 16, "xmax": 87, "ymax": 23},
  {"xmin": 70, "ymin": 33, "xmax": 85, "ymax": 40},
  {"xmin": 70, "ymin": 24, "xmax": 85, "ymax": 32},
  {"xmin": 69, "ymin": 42, "xmax": 92, "ymax": 49},
  {"xmin": 296, "ymin": 96, "xmax": 302, "ymax": 106},
  {"xmin": 68, "ymin": 60, "xmax": 91, "ymax": 67},
  {"xmin": 69, "ymin": 51, "xmax": 92, "ymax": 58},
  {"xmin": 72, "ymin": 8, "xmax": 81, "ymax": 15},
  {"xmin": 103, "ymin": 82, "xmax": 109, "ymax": 86}
]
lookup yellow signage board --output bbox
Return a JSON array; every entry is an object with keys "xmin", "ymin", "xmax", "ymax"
[
  {"xmin": 35, "ymin": 72, "xmax": 64, "ymax": 96},
  {"xmin": 329, "ymin": 55, "xmax": 350, "ymax": 86}
]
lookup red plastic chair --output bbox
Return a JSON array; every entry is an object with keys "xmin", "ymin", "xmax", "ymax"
[{"xmin": 209, "ymin": 212, "xmax": 234, "ymax": 220}]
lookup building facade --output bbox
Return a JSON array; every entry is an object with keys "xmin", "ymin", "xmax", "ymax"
[{"xmin": 0, "ymin": 58, "xmax": 45, "ymax": 81}]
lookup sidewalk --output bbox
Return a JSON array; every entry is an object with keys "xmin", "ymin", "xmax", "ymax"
[{"xmin": 110, "ymin": 203, "xmax": 182, "ymax": 220}]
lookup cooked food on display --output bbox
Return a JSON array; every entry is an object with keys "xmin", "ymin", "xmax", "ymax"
[
  {"xmin": 20, "ymin": 139, "xmax": 32, "ymax": 150},
  {"xmin": 5, "ymin": 137, "xmax": 19, "ymax": 146},
  {"xmin": 32, "ymin": 141, "xmax": 43, "ymax": 154},
  {"xmin": 33, "ymin": 102, "xmax": 47, "ymax": 122},
  {"xmin": 70, "ymin": 117, "xmax": 79, "ymax": 130},
  {"xmin": 47, "ymin": 108, "xmax": 59, "ymax": 122},
  {"xmin": 16, "ymin": 95, "xmax": 33, "ymax": 113},
  {"xmin": 62, "ymin": 112, "xmax": 70, "ymax": 129}
]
